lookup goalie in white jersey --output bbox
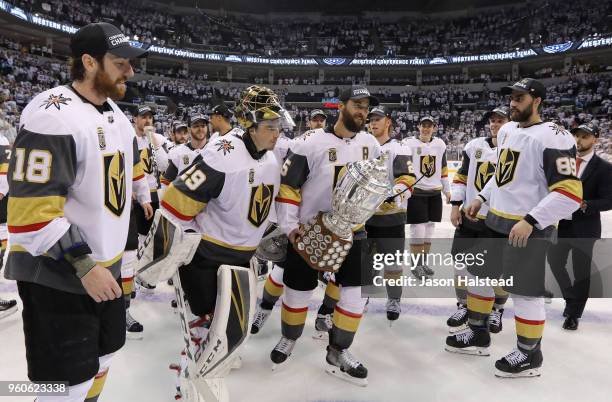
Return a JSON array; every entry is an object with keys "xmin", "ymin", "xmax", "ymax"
[
  {"xmin": 449, "ymin": 78, "xmax": 582, "ymax": 378},
  {"xmin": 271, "ymin": 86, "xmax": 381, "ymax": 386},
  {"xmin": 446, "ymin": 106, "xmax": 510, "ymax": 334},
  {"xmin": 160, "ymin": 87, "xmax": 286, "ymax": 389},
  {"xmin": 3, "ymin": 22, "xmax": 148, "ymax": 401},
  {"xmin": 402, "ymin": 116, "xmax": 450, "ymax": 279}
]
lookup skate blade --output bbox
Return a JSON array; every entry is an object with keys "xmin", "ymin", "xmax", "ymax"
[
  {"xmin": 448, "ymin": 323, "xmax": 468, "ymax": 333},
  {"xmin": 444, "ymin": 345, "xmax": 490, "ymax": 356},
  {"xmin": 325, "ymin": 364, "xmax": 368, "ymax": 387},
  {"xmin": 312, "ymin": 330, "xmax": 329, "ymax": 341},
  {"xmin": 495, "ymin": 368, "xmax": 541, "ymax": 378},
  {"xmin": 126, "ymin": 332, "xmax": 144, "ymax": 340},
  {"xmin": 0, "ymin": 306, "xmax": 18, "ymax": 320}
]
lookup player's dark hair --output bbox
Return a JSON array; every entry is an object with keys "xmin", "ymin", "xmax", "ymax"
[{"xmin": 70, "ymin": 54, "xmax": 105, "ymax": 81}]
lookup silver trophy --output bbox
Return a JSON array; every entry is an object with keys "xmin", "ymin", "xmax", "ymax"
[{"xmin": 295, "ymin": 154, "xmax": 392, "ymax": 272}]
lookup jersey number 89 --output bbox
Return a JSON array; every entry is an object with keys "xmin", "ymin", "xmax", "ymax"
[
  {"xmin": 555, "ymin": 157, "xmax": 577, "ymax": 176},
  {"xmin": 12, "ymin": 148, "xmax": 52, "ymax": 183}
]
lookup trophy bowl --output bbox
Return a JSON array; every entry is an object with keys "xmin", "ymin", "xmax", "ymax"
[{"xmin": 294, "ymin": 155, "xmax": 391, "ymax": 272}]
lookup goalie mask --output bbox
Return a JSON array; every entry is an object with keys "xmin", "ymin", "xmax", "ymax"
[{"xmin": 235, "ymin": 85, "xmax": 295, "ymax": 130}]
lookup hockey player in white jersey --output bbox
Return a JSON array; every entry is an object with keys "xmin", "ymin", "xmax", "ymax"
[
  {"xmin": 3, "ymin": 22, "xmax": 148, "ymax": 401},
  {"xmin": 271, "ymin": 86, "xmax": 381, "ymax": 386},
  {"xmin": 446, "ymin": 106, "xmax": 509, "ymax": 334},
  {"xmin": 366, "ymin": 106, "xmax": 416, "ymax": 323},
  {"xmin": 448, "ymin": 78, "xmax": 582, "ymax": 378},
  {"xmin": 161, "ymin": 114, "xmax": 209, "ymax": 188},
  {"xmin": 161, "ymin": 85, "xmax": 287, "ymax": 398},
  {"xmin": 209, "ymin": 103, "xmax": 242, "ymax": 142},
  {"xmin": 402, "ymin": 116, "xmax": 450, "ymax": 279},
  {"xmin": 0, "ymin": 133, "xmax": 17, "ymax": 319}
]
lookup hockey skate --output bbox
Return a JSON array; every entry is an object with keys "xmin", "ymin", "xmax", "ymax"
[
  {"xmin": 126, "ymin": 310, "xmax": 144, "ymax": 340},
  {"xmin": 270, "ymin": 336, "xmax": 296, "ymax": 370},
  {"xmin": 445, "ymin": 327, "xmax": 490, "ymax": 356},
  {"xmin": 411, "ymin": 265, "xmax": 432, "ymax": 280},
  {"xmin": 312, "ymin": 313, "xmax": 332, "ymax": 340},
  {"xmin": 325, "ymin": 345, "xmax": 368, "ymax": 387},
  {"xmin": 385, "ymin": 298, "xmax": 401, "ymax": 325},
  {"xmin": 0, "ymin": 298, "xmax": 17, "ymax": 320},
  {"xmin": 447, "ymin": 303, "xmax": 468, "ymax": 333},
  {"xmin": 489, "ymin": 307, "xmax": 504, "ymax": 334},
  {"xmin": 250, "ymin": 306, "xmax": 272, "ymax": 334},
  {"xmin": 495, "ymin": 349, "xmax": 543, "ymax": 378}
]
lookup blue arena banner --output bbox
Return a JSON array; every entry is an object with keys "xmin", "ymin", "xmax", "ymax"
[{"xmin": 1, "ymin": 6, "xmax": 610, "ymax": 67}]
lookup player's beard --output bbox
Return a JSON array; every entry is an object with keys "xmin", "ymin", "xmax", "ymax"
[
  {"xmin": 93, "ymin": 67, "xmax": 127, "ymax": 101},
  {"xmin": 342, "ymin": 110, "xmax": 365, "ymax": 133},
  {"xmin": 510, "ymin": 101, "xmax": 535, "ymax": 123}
]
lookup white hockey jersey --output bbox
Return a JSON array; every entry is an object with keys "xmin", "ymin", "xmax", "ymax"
[
  {"xmin": 276, "ymin": 127, "xmax": 381, "ymax": 236},
  {"xmin": 208, "ymin": 127, "xmax": 244, "ymax": 144},
  {"xmin": 4, "ymin": 84, "xmax": 148, "ymax": 293},
  {"xmin": 479, "ymin": 121, "xmax": 582, "ymax": 234},
  {"xmin": 162, "ymin": 133, "xmax": 280, "ymax": 264},
  {"xmin": 367, "ymin": 138, "xmax": 416, "ymax": 227},
  {"xmin": 160, "ymin": 142, "xmax": 205, "ymax": 187},
  {"xmin": 135, "ymin": 132, "xmax": 173, "ymax": 201},
  {"xmin": 273, "ymin": 135, "xmax": 293, "ymax": 164},
  {"xmin": 451, "ymin": 136, "xmax": 497, "ymax": 219},
  {"xmin": 402, "ymin": 136, "xmax": 450, "ymax": 193}
]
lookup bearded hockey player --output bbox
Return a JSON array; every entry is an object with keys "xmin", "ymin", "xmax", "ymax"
[
  {"xmin": 402, "ymin": 116, "xmax": 450, "ymax": 279},
  {"xmin": 3, "ymin": 22, "xmax": 148, "ymax": 401},
  {"xmin": 447, "ymin": 78, "xmax": 582, "ymax": 378},
  {"xmin": 271, "ymin": 86, "xmax": 381, "ymax": 386},
  {"xmin": 160, "ymin": 85, "xmax": 286, "ymax": 398},
  {"xmin": 446, "ymin": 106, "xmax": 510, "ymax": 334},
  {"xmin": 365, "ymin": 106, "xmax": 416, "ymax": 323},
  {"xmin": 0, "ymin": 132, "xmax": 17, "ymax": 319},
  {"xmin": 161, "ymin": 114, "xmax": 209, "ymax": 188}
]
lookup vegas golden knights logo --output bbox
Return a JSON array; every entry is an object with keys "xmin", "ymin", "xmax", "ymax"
[
  {"xmin": 420, "ymin": 155, "xmax": 436, "ymax": 178},
  {"xmin": 496, "ymin": 149, "xmax": 520, "ymax": 187},
  {"xmin": 140, "ymin": 148, "xmax": 153, "ymax": 174},
  {"xmin": 103, "ymin": 151, "xmax": 127, "ymax": 216},
  {"xmin": 474, "ymin": 161, "xmax": 495, "ymax": 191},
  {"xmin": 248, "ymin": 184, "xmax": 274, "ymax": 227}
]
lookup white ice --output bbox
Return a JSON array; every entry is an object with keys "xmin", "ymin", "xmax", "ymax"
[{"xmin": 1, "ymin": 206, "xmax": 611, "ymax": 402}]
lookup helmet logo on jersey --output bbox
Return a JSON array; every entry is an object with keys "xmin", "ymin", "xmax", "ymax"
[
  {"xmin": 420, "ymin": 155, "xmax": 436, "ymax": 178},
  {"xmin": 248, "ymin": 184, "xmax": 274, "ymax": 227},
  {"xmin": 103, "ymin": 151, "xmax": 126, "ymax": 217},
  {"xmin": 328, "ymin": 148, "xmax": 337, "ymax": 162},
  {"xmin": 140, "ymin": 148, "xmax": 153, "ymax": 174},
  {"xmin": 475, "ymin": 161, "xmax": 495, "ymax": 191},
  {"xmin": 496, "ymin": 149, "xmax": 520, "ymax": 187}
]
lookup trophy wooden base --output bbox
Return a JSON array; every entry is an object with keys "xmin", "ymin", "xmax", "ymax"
[{"xmin": 294, "ymin": 213, "xmax": 353, "ymax": 272}]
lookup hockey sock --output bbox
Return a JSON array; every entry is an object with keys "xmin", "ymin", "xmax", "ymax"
[
  {"xmin": 493, "ymin": 286, "xmax": 509, "ymax": 309},
  {"xmin": 84, "ymin": 353, "xmax": 113, "ymax": 402},
  {"xmin": 454, "ymin": 277, "xmax": 468, "ymax": 305},
  {"xmin": 467, "ymin": 289, "xmax": 495, "ymax": 329},
  {"xmin": 317, "ymin": 280, "xmax": 340, "ymax": 315},
  {"xmin": 281, "ymin": 287, "xmax": 312, "ymax": 340},
  {"xmin": 330, "ymin": 286, "xmax": 366, "ymax": 349},
  {"xmin": 261, "ymin": 265, "xmax": 284, "ymax": 310},
  {"xmin": 513, "ymin": 295, "xmax": 545, "ymax": 354},
  {"xmin": 120, "ymin": 250, "xmax": 138, "ymax": 309},
  {"xmin": 384, "ymin": 268, "xmax": 403, "ymax": 299}
]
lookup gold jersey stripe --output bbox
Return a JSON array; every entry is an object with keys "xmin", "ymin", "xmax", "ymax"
[
  {"xmin": 162, "ymin": 185, "xmax": 205, "ymax": 220},
  {"xmin": 8, "ymin": 195, "xmax": 65, "ymax": 227}
]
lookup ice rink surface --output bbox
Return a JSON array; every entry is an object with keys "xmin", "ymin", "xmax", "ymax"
[{"xmin": 1, "ymin": 205, "xmax": 611, "ymax": 402}]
